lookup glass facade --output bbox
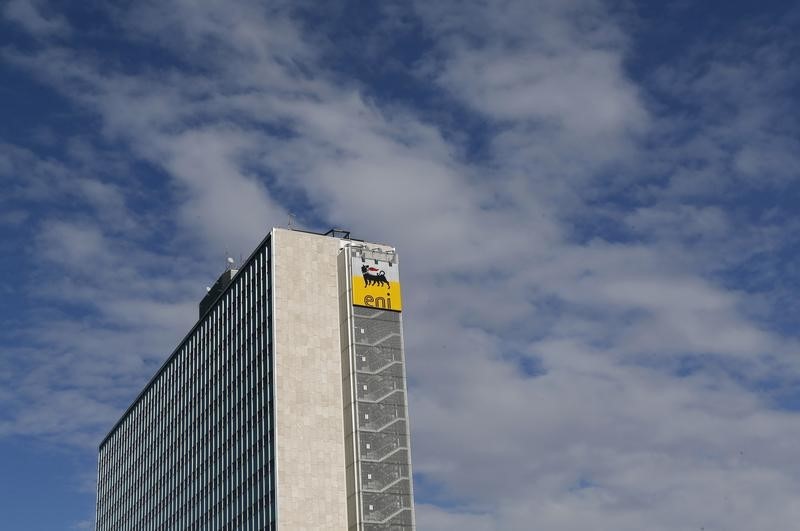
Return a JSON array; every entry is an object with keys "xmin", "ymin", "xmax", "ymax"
[{"xmin": 96, "ymin": 241, "xmax": 273, "ymax": 531}]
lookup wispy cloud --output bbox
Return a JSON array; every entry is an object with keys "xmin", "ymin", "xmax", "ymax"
[{"xmin": 2, "ymin": 0, "xmax": 70, "ymax": 39}]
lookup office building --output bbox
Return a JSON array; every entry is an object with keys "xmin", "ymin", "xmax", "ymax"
[{"xmin": 95, "ymin": 228, "xmax": 415, "ymax": 530}]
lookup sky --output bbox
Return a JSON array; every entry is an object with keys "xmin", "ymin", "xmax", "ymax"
[{"xmin": 1, "ymin": 1, "xmax": 800, "ymax": 529}]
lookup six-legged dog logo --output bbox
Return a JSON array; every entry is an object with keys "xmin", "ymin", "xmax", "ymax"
[{"xmin": 361, "ymin": 264, "xmax": 390, "ymax": 288}]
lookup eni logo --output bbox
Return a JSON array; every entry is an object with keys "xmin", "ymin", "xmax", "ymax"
[
  {"xmin": 361, "ymin": 265, "xmax": 390, "ymax": 288},
  {"xmin": 363, "ymin": 292, "xmax": 393, "ymax": 310},
  {"xmin": 353, "ymin": 258, "xmax": 401, "ymax": 311}
]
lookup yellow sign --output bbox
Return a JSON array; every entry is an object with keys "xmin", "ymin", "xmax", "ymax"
[{"xmin": 352, "ymin": 255, "xmax": 402, "ymax": 311}]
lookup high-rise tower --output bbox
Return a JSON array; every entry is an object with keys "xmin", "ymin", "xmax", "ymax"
[{"xmin": 95, "ymin": 228, "xmax": 415, "ymax": 530}]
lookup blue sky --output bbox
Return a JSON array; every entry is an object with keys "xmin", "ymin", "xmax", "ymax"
[{"xmin": 1, "ymin": 1, "xmax": 800, "ymax": 529}]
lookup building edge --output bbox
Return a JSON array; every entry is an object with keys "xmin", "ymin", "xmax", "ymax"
[{"xmin": 97, "ymin": 229, "xmax": 275, "ymax": 449}]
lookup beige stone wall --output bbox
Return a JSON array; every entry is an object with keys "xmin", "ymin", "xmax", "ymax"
[
  {"xmin": 338, "ymin": 248, "xmax": 360, "ymax": 530},
  {"xmin": 272, "ymin": 228, "xmax": 349, "ymax": 530}
]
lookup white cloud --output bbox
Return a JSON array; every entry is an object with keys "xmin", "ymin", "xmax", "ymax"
[
  {"xmin": 416, "ymin": 504, "xmax": 495, "ymax": 531},
  {"xmin": 648, "ymin": 36, "xmax": 800, "ymax": 197},
  {"xmin": 160, "ymin": 127, "xmax": 289, "ymax": 252},
  {"xmin": 2, "ymin": 0, "xmax": 70, "ymax": 38},
  {"xmin": 417, "ymin": 0, "xmax": 649, "ymax": 172},
  {"xmin": 37, "ymin": 221, "xmax": 105, "ymax": 268}
]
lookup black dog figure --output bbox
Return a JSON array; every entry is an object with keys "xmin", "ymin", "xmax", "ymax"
[{"xmin": 361, "ymin": 265, "xmax": 390, "ymax": 288}]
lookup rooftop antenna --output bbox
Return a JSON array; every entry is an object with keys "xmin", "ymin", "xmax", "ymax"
[
  {"xmin": 288, "ymin": 212, "xmax": 296, "ymax": 230},
  {"xmin": 226, "ymin": 256, "xmax": 235, "ymax": 271}
]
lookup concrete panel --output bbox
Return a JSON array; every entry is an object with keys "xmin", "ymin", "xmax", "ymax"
[{"xmin": 272, "ymin": 229, "xmax": 349, "ymax": 530}]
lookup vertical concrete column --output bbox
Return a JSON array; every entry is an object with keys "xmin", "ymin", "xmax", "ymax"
[{"xmin": 272, "ymin": 229, "xmax": 349, "ymax": 530}]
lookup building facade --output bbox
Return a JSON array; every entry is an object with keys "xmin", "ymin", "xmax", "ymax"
[{"xmin": 95, "ymin": 228, "xmax": 415, "ymax": 530}]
